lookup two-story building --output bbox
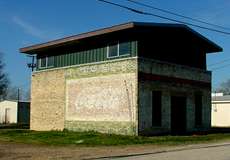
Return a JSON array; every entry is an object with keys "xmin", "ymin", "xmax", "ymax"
[{"xmin": 20, "ymin": 22, "xmax": 222, "ymax": 135}]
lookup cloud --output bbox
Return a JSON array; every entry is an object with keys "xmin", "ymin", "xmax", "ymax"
[
  {"xmin": 12, "ymin": 16, "xmax": 63, "ymax": 41},
  {"xmin": 12, "ymin": 16, "xmax": 47, "ymax": 39}
]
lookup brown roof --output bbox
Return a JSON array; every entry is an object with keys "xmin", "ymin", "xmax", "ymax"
[
  {"xmin": 20, "ymin": 22, "xmax": 135, "ymax": 54},
  {"xmin": 20, "ymin": 22, "xmax": 222, "ymax": 54}
]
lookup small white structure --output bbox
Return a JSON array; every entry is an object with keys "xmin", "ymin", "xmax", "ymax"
[
  {"xmin": 212, "ymin": 94, "xmax": 230, "ymax": 127},
  {"xmin": 0, "ymin": 100, "xmax": 18, "ymax": 124},
  {"xmin": 212, "ymin": 92, "xmax": 223, "ymax": 97}
]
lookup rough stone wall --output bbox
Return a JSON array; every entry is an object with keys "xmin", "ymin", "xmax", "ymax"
[
  {"xmin": 66, "ymin": 73, "xmax": 136, "ymax": 122},
  {"xmin": 31, "ymin": 56, "xmax": 211, "ymax": 135},
  {"xmin": 186, "ymin": 92, "xmax": 195, "ymax": 132},
  {"xmin": 65, "ymin": 73, "xmax": 137, "ymax": 135},
  {"xmin": 31, "ymin": 58, "xmax": 138, "ymax": 135},
  {"xmin": 138, "ymin": 58, "xmax": 211, "ymax": 83},
  {"xmin": 202, "ymin": 91, "xmax": 212, "ymax": 130},
  {"xmin": 138, "ymin": 58, "xmax": 211, "ymax": 134},
  {"xmin": 30, "ymin": 69, "xmax": 66, "ymax": 131}
]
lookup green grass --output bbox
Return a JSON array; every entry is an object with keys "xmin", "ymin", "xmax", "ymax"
[{"xmin": 0, "ymin": 129, "xmax": 230, "ymax": 146}]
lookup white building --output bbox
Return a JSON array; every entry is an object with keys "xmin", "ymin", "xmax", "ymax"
[
  {"xmin": 0, "ymin": 100, "xmax": 18, "ymax": 124},
  {"xmin": 0, "ymin": 100, "xmax": 30, "ymax": 124},
  {"xmin": 212, "ymin": 95, "xmax": 230, "ymax": 127}
]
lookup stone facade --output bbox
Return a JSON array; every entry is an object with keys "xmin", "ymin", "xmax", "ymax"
[
  {"xmin": 30, "ymin": 69, "xmax": 66, "ymax": 130},
  {"xmin": 30, "ymin": 57, "xmax": 212, "ymax": 135},
  {"xmin": 138, "ymin": 58, "xmax": 211, "ymax": 135},
  {"xmin": 31, "ymin": 58, "xmax": 138, "ymax": 135}
]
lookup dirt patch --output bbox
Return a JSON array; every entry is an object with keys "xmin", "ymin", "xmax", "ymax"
[
  {"xmin": 2, "ymin": 141, "xmax": 230, "ymax": 160},
  {"xmin": 0, "ymin": 142, "xmax": 166, "ymax": 160}
]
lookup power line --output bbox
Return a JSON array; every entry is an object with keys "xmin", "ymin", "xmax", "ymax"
[
  {"xmin": 208, "ymin": 58, "xmax": 230, "ymax": 67},
  {"xmin": 97, "ymin": 0, "xmax": 230, "ymax": 35},
  {"xmin": 210, "ymin": 63, "xmax": 230, "ymax": 71},
  {"xmin": 126, "ymin": 0, "xmax": 230, "ymax": 31}
]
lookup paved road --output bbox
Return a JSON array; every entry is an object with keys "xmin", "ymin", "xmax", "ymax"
[{"xmin": 99, "ymin": 143, "xmax": 230, "ymax": 160}]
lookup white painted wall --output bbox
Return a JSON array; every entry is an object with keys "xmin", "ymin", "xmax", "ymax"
[
  {"xmin": 0, "ymin": 101, "xmax": 18, "ymax": 124},
  {"xmin": 212, "ymin": 102, "xmax": 230, "ymax": 127}
]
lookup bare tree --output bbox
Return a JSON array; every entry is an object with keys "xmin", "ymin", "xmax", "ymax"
[
  {"xmin": 0, "ymin": 52, "xmax": 9, "ymax": 100},
  {"xmin": 216, "ymin": 79, "xmax": 230, "ymax": 95},
  {"xmin": 5, "ymin": 86, "xmax": 18, "ymax": 100}
]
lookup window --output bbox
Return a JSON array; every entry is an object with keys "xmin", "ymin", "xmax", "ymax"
[
  {"xmin": 39, "ymin": 56, "xmax": 54, "ymax": 68},
  {"xmin": 107, "ymin": 41, "xmax": 131, "ymax": 58},
  {"xmin": 195, "ymin": 93, "xmax": 202, "ymax": 126},
  {"xmin": 108, "ymin": 42, "xmax": 118, "ymax": 57},
  {"xmin": 152, "ymin": 91, "xmax": 162, "ymax": 126},
  {"xmin": 40, "ymin": 57, "xmax": 47, "ymax": 68},
  {"xmin": 119, "ymin": 42, "xmax": 131, "ymax": 56}
]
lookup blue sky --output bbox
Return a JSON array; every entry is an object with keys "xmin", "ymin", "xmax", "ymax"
[{"xmin": 0, "ymin": 0, "xmax": 230, "ymax": 91}]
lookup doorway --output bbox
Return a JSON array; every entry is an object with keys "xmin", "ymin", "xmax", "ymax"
[
  {"xmin": 171, "ymin": 96, "xmax": 187, "ymax": 135},
  {"xmin": 5, "ymin": 108, "xmax": 10, "ymax": 124}
]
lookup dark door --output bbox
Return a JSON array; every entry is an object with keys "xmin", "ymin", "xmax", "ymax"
[
  {"xmin": 5, "ymin": 108, "xmax": 10, "ymax": 124},
  {"xmin": 171, "ymin": 96, "xmax": 187, "ymax": 135}
]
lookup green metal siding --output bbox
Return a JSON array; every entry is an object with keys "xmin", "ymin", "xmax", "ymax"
[{"xmin": 37, "ymin": 41, "xmax": 137, "ymax": 70}]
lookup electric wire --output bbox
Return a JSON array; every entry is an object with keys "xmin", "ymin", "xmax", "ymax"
[
  {"xmin": 211, "ymin": 63, "xmax": 230, "ymax": 71},
  {"xmin": 97, "ymin": 0, "xmax": 230, "ymax": 35},
  {"xmin": 126, "ymin": 0, "xmax": 230, "ymax": 31},
  {"xmin": 98, "ymin": 0, "xmax": 230, "ymax": 71},
  {"xmin": 208, "ymin": 58, "xmax": 230, "ymax": 67}
]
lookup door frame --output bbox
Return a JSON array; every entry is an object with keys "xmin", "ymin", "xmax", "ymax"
[{"xmin": 5, "ymin": 108, "xmax": 11, "ymax": 124}]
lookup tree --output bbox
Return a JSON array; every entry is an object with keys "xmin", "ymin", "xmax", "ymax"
[
  {"xmin": 0, "ymin": 52, "xmax": 9, "ymax": 100},
  {"xmin": 216, "ymin": 79, "xmax": 230, "ymax": 95}
]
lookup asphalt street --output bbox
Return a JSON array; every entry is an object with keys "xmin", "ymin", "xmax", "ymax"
[{"xmin": 98, "ymin": 143, "xmax": 230, "ymax": 160}]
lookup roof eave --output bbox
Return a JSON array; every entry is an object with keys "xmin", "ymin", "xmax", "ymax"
[
  {"xmin": 183, "ymin": 25, "xmax": 223, "ymax": 53},
  {"xmin": 20, "ymin": 22, "xmax": 136, "ymax": 54},
  {"xmin": 20, "ymin": 21, "xmax": 223, "ymax": 54}
]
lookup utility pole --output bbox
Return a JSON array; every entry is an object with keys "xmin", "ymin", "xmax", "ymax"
[{"xmin": 17, "ymin": 88, "xmax": 20, "ymax": 102}]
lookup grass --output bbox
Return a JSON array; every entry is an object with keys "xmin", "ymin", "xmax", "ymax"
[
  {"xmin": 0, "ymin": 129, "xmax": 230, "ymax": 146},
  {"xmin": 0, "ymin": 123, "xmax": 29, "ymax": 129}
]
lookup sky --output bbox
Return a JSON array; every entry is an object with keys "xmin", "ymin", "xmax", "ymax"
[{"xmin": 0, "ymin": 0, "xmax": 230, "ymax": 92}]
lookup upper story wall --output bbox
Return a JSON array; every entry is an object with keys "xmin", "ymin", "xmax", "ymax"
[
  {"xmin": 36, "ymin": 40, "xmax": 137, "ymax": 71},
  {"xmin": 138, "ymin": 58, "xmax": 211, "ymax": 84},
  {"xmin": 137, "ymin": 27, "xmax": 207, "ymax": 70},
  {"xmin": 26, "ymin": 23, "xmax": 221, "ymax": 72},
  {"xmin": 36, "ymin": 35, "xmax": 206, "ymax": 72}
]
